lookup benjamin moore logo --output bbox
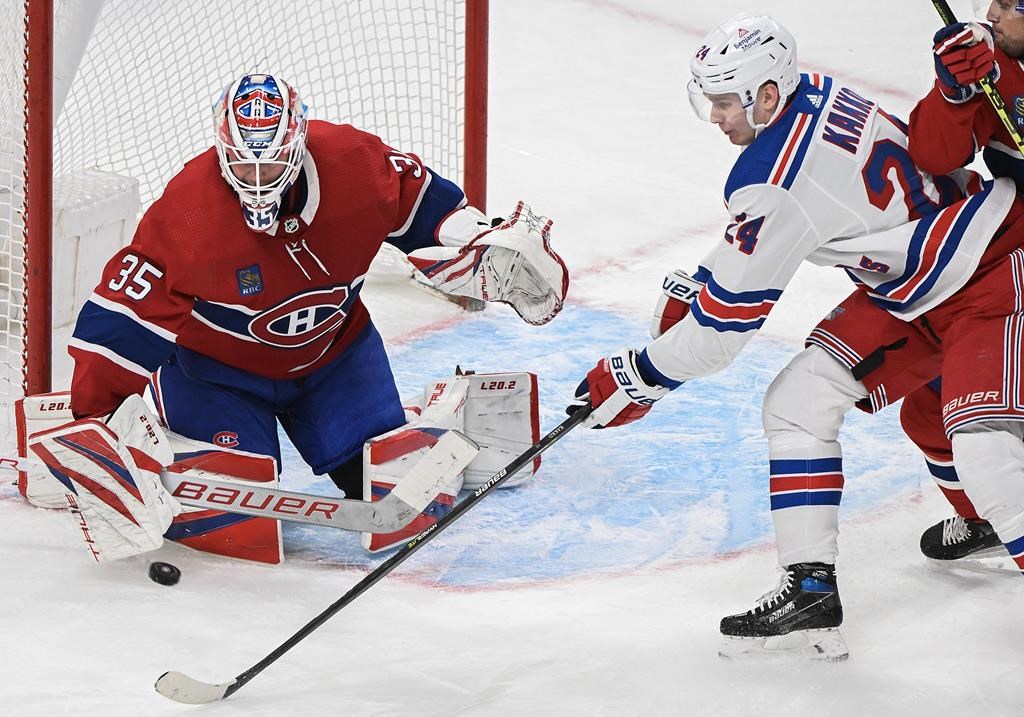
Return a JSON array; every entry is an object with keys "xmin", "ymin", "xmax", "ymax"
[
  {"xmin": 1015, "ymin": 95, "xmax": 1024, "ymax": 128},
  {"xmin": 237, "ymin": 264, "xmax": 264, "ymax": 296}
]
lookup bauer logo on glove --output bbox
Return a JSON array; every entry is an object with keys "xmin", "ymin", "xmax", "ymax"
[
  {"xmin": 569, "ymin": 348, "xmax": 675, "ymax": 429},
  {"xmin": 651, "ymin": 269, "xmax": 704, "ymax": 339}
]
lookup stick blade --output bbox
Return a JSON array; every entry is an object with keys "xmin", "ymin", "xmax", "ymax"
[
  {"xmin": 155, "ymin": 670, "xmax": 235, "ymax": 704},
  {"xmin": 386, "ymin": 430, "xmax": 479, "ymax": 513}
]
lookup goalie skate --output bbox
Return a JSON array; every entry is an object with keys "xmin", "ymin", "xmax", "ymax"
[{"xmin": 718, "ymin": 562, "xmax": 848, "ymax": 663}]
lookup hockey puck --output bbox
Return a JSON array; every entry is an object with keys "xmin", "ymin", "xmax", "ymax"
[{"xmin": 148, "ymin": 561, "xmax": 181, "ymax": 586}]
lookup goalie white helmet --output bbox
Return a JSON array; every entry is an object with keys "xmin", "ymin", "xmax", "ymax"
[
  {"xmin": 213, "ymin": 73, "xmax": 308, "ymax": 232},
  {"xmin": 687, "ymin": 14, "xmax": 799, "ymax": 131}
]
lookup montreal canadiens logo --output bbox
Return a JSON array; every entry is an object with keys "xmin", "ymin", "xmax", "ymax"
[
  {"xmin": 248, "ymin": 286, "xmax": 351, "ymax": 348},
  {"xmin": 233, "ymin": 89, "xmax": 283, "ymax": 131},
  {"xmin": 213, "ymin": 431, "xmax": 239, "ymax": 448}
]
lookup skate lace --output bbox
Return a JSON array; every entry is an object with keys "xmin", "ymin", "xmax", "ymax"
[
  {"xmin": 753, "ymin": 569, "xmax": 794, "ymax": 613},
  {"xmin": 941, "ymin": 515, "xmax": 971, "ymax": 546}
]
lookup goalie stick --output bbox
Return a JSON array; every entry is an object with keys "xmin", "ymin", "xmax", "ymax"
[
  {"xmin": 153, "ymin": 404, "xmax": 592, "ymax": 705},
  {"xmin": 0, "ymin": 430, "xmax": 478, "ymax": 533},
  {"xmin": 930, "ymin": 0, "xmax": 1024, "ymax": 156}
]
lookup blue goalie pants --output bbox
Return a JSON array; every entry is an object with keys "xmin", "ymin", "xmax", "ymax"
[{"xmin": 149, "ymin": 322, "xmax": 406, "ymax": 477}]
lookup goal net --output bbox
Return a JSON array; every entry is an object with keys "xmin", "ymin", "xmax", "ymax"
[{"xmin": 0, "ymin": 0, "xmax": 487, "ymax": 439}]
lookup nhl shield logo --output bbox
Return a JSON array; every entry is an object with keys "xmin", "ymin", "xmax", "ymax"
[
  {"xmin": 284, "ymin": 217, "xmax": 300, "ymax": 234},
  {"xmin": 236, "ymin": 264, "xmax": 264, "ymax": 296}
]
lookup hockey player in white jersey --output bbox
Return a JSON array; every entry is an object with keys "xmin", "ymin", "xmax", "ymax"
[{"xmin": 570, "ymin": 13, "xmax": 1024, "ymax": 660}]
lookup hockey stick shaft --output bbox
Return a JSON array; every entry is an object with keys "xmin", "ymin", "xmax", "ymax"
[
  {"xmin": 155, "ymin": 404, "xmax": 592, "ymax": 704},
  {"xmin": 930, "ymin": 0, "xmax": 1024, "ymax": 155},
  {"xmin": 1, "ymin": 429, "xmax": 477, "ymax": 533}
]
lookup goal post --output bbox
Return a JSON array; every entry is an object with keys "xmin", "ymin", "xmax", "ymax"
[
  {"xmin": 2, "ymin": 0, "xmax": 489, "ymax": 430},
  {"xmin": 24, "ymin": 0, "xmax": 54, "ymax": 400}
]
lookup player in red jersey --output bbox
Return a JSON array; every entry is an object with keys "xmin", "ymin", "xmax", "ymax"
[
  {"xmin": 910, "ymin": 1, "xmax": 1024, "ymax": 189},
  {"xmin": 23, "ymin": 73, "xmax": 568, "ymax": 562},
  {"xmin": 900, "ymin": 1, "xmax": 1024, "ymax": 560}
]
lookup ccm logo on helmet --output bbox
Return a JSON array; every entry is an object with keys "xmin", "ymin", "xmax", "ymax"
[{"xmin": 248, "ymin": 286, "xmax": 351, "ymax": 348}]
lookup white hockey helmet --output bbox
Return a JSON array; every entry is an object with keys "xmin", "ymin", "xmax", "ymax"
[
  {"xmin": 973, "ymin": 0, "xmax": 1024, "ymax": 15},
  {"xmin": 213, "ymin": 73, "xmax": 308, "ymax": 231},
  {"xmin": 688, "ymin": 14, "xmax": 800, "ymax": 130}
]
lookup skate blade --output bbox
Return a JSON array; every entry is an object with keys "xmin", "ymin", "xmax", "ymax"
[
  {"xmin": 926, "ymin": 545, "xmax": 1007, "ymax": 562},
  {"xmin": 929, "ymin": 553, "xmax": 1020, "ymax": 575},
  {"xmin": 718, "ymin": 628, "xmax": 849, "ymax": 663}
]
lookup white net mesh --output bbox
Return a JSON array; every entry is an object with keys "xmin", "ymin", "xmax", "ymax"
[
  {"xmin": 55, "ymin": 0, "xmax": 467, "ymax": 207},
  {"xmin": 0, "ymin": 0, "xmax": 474, "ymax": 436},
  {"xmin": 0, "ymin": 0, "xmax": 28, "ymax": 432}
]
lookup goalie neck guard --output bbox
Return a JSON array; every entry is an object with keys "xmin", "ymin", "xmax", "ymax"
[
  {"xmin": 213, "ymin": 73, "xmax": 308, "ymax": 232},
  {"xmin": 687, "ymin": 13, "xmax": 800, "ymax": 133}
]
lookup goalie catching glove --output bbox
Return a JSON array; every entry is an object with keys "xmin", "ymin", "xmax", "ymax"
[
  {"xmin": 26, "ymin": 394, "xmax": 181, "ymax": 562},
  {"xmin": 570, "ymin": 348, "xmax": 674, "ymax": 429},
  {"xmin": 408, "ymin": 202, "xmax": 569, "ymax": 326}
]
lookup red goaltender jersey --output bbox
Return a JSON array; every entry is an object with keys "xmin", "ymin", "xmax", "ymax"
[
  {"xmin": 909, "ymin": 43, "xmax": 1024, "ymax": 188},
  {"xmin": 69, "ymin": 120, "xmax": 467, "ymax": 417}
]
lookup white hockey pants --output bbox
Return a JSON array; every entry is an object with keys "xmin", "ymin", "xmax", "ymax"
[{"xmin": 762, "ymin": 345, "xmax": 868, "ymax": 566}]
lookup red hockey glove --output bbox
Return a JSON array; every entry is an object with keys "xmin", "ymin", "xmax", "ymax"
[
  {"xmin": 651, "ymin": 269, "xmax": 704, "ymax": 339},
  {"xmin": 570, "ymin": 349, "xmax": 672, "ymax": 429},
  {"xmin": 933, "ymin": 22, "xmax": 998, "ymax": 103}
]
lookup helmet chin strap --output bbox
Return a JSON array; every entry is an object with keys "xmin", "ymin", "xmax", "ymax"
[{"xmin": 748, "ymin": 96, "xmax": 790, "ymax": 139}]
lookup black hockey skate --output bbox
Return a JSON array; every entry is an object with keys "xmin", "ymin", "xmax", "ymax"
[
  {"xmin": 920, "ymin": 515, "xmax": 1003, "ymax": 561},
  {"xmin": 719, "ymin": 562, "xmax": 848, "ymax": 662}
]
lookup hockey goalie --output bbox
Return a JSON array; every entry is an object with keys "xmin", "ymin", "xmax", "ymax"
[{"xmin": 16, "ymin": 71, "xmax": 566, "ymax": 564}]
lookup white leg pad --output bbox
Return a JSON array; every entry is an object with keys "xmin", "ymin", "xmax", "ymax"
[
  {"xmin": 27, "ymin": 395, "xmax": 179, "ymax": 562},
  {"xmin": 461, "ymin": 371, "xmax": 540, "ymax": 489},
  {"xmin": 362, "ymin": 377, "xmax": 475, "ymax": 552},
  {"xmin": 15, "ymin": 391, "xmax": 76, "ymax": 508}
]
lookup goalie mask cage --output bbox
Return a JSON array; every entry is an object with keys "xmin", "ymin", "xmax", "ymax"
[{"xmin": 0, "ymin": 0, "xmax": 488, "ymax": 434}]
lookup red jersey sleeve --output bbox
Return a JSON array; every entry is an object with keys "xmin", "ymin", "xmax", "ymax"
[
  {"xmin": 908, "ymin": 83, "xmax": 995, "ymax": 177},
  {"xmin": 68, "ymin": 213, "xmax": 190, "ymax": 417},
  {"xmin": 376, "ymin": 142, "xmax": 466, "ymax": 254}
]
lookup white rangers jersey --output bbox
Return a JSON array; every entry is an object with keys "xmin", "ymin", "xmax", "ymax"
[{"xmin": 644, "ymin": 72, "xmax": 1015, "ymax": 385}]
